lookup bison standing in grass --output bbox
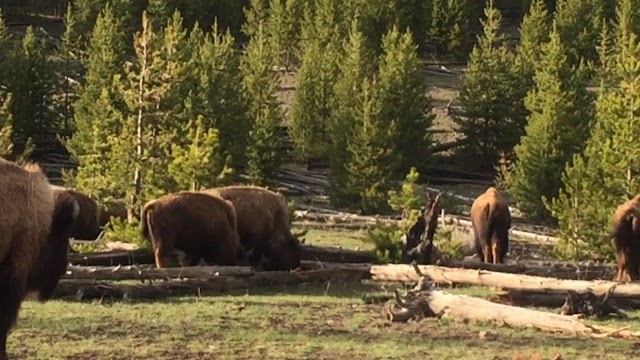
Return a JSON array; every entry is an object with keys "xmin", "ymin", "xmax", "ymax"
[
  {"xmin": 203, "ymin": 185, "xmax": 301, "ymax": 271},
  {"xmin": 470, "ymin": 187, "xmax": 511, "ymax": 264},
  {"xmin": 140, "ymin": 191, "xmax": 249, "ymax": 268},
  {"xmin": 0, "ymin": 159, "xmax": 79, "ymax": 360},
  {"xmin": 604, "ymin": 195, "xmax": 640, "ymax": 282}
]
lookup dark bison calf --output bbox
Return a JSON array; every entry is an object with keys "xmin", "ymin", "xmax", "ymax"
[
  {"xmin": 203, "ymin": 185, "xmax": 301, "ymax": 271},
  {"xmin": 0, "ymin": 159, "xmax": 79, "ymax": 360},
  {"xmin": 140, "ymin": 191, "xmax": 249, "ymax": 268},
  {"xmin": 470, "ymin": 187, "xmax": 511, "ymax": 264},
  {"xmin": 604, "ymin": 195, "xmax": 640, "ymax": 282}
]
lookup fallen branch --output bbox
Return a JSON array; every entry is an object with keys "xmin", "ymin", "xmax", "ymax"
[
  {"xmin": 53, "ymin": 268, "xmax": 368, "ymax": 301},
  {"xmin": 63, "ymin": 264, "xmax": 254, "ymax": 281},
  {"xmin": 385, "ymin": 263, "xmax": 640, "ymax": 339},
  {"xmin": 558, "ymin": 288, "xmax": 627, "ymax": 319}
]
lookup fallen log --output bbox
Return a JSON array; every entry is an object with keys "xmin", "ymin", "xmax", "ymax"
[
  {"xmin": 293, "ymin": 207, "xmax": 559, "ymax": 245},
  {"xmin": 498, "ymin": 289, "xmax": 640, "ymax": 310},
  {"xmin": 63, "ymin": 264, "xmax": 255, "ymax": 280},
  {"xmin": 370, "ymin": 264, "xmax": 636, "ymax": 297},
  {"xmin": 53, "ymin": 268, "xmax": 368, "ymax": 301},
  {"xmin": 68, "ymin": 245, "xmax": 379, "ymax": 267},
  {"xmin": 385, "ymin": 264, "xmax": 640, "ymax": 339}
]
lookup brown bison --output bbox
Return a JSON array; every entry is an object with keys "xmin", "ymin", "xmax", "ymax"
[
  {"xmin": 50, "ymin": 186, "xmax": 102, "ymax": 241},
  {"xmin": 604, "ymin": 195, "xmax": 640, "ymax": 282},
  {"xmin": 140, "ymin": 191, "xmax": 249, "ymax": 268},
  {"xmin": 203, "ymin": 185, "xmax": 301, "ymax": 271},
  {"xmin": 470, "ymin": 187, "xmax": 511, "ymax": 264},
  {"xmin": 0, "ymin": 159, "xmax": 79, "ymax": 360}
]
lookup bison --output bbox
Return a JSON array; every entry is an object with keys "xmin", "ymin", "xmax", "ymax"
[
  {"xmin": 140, "ymin": 191, "xmax": 249, "ymax": 268},
  {"xmin": 470, "ymin": 187, "xmax": 511, "ymax": 264},
  {"xmin": 604, "ymin": 195, "xmax": 640, "ymax": 282},
  {"xmin": 50, "ymin": 186, "xmax": 101, "ymax": 241},
  {"xmin": 0, "ymin": 159, "xmax": 79, "ymax": 360},
  {"xmin": 203, "ymin": 185, "xmax": 301, "ymax": 271}
]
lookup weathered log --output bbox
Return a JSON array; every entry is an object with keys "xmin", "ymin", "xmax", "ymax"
[
  {"xmin": 63, "ymin": 264, "xmax": 255, "ymax": 280},
  {"xmin": 292, "ymin": 207, "xmax": 559, "ymax": 245},
  {"xmin": 68, "ymin": 245, "xmax": 379, "ymax": 267},
  {"xmin": 53, "ymin": 268, "xmax": 368, "ymax": 301},
  {"xmin": 386, "ymin": 264, "xmax": 640, "ymax": 339},
  {"xmin": 497, "ymin": 289, "xmax": 640, "ymax": 310},
  {"xmin": 370, "ymin": 264, "xmax": 638, "ymax": 297}
]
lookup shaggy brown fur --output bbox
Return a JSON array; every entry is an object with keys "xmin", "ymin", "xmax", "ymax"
[
  {"xmin": 51, "ymin": 186, "xmax": 101, "ymax": 241},
  {"xmin": 203, "ymin": 185, "xmax": 301, "ymax": 271},
  {"xmin": 604, "ymin": 195, "xmax": 640, "ymax": 282},
  {"xmin": 140, "ymin": 191, "xmax": 249, "ymax": 268},
  {"xmin": 470, "ymin": 187, "xmax": 511, "ymax": 264},
  {"xmin": 0, "ymin": 159, "xmax": 79, "ymax": 360}
]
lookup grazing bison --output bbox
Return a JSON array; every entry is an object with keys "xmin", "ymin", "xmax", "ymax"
[
  {"xmin": 0, "ymin": 159, "xmax": 79, "ymax": 360},
  {"xmin": 470, "ymin": 187, "xmax": 511, "ymax": 264},
  {"xmin": 604, "ymin": 195, "xmax": 640, "ymax": 282},
  {"xmin": 140, "ymin": 191, "xmax": 249, "ymax": 268},
  {"xmin": 50, "ymin": 186, "xmax": 101, "ymax": 241},
  {"xmin": 203, "ymin": 185, "xmax": 301, "ymax": 271}
]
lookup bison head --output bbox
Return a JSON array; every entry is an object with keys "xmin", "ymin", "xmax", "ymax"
[{"xmin": 28, "ymin": 191, "xmax": 79, "ymax": 301}]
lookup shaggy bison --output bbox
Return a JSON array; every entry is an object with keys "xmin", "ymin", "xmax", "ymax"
[
  {"xmin": 140, "ymin": 191, "xmax": 249, "ymax": 268},
  {"xmin": 470, "ymin": 187, "xmax": 511, "ymax": 264},
  {"xmin": 203, "ymin": 185, "xmax": 301, "ymax": 271},
  {"xmin": 604, "ymin": 195, "xmax": 640, "ymax": 282},
  {"xmin": 0, "ymin": 159, "xmax": 79, "ymax": 360},
  {"xmin": 51, "ymin": 186, "xmax": 102, "ymax": 241}
]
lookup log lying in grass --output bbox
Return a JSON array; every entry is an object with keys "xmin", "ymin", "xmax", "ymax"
[
  {"xmin": 68, "ymin": 245, "xmax": 379, "ymax": 267},
  {"xmin": 63, "ymin": 264, "xmax": 255, "ymax": 280},
  {"xmin": 53, "ymin": 268, "xmax": 369, "ymax": 301},
  {"xmin": 375, "ymin": 263, "xmax": 640, "ymax": 308},
  {"xmin": 386, "ymin": 264, "xmax": 640, "ymax": 339},
  {"xmin": 370, "ymin": 264, "xmax": 637, "ymax": 297},
  {"xmin": 497, "ymin": 289, "xmax": 640, "ymax": 310},
  {"xmin": 293, "ymin": 207, "xmax": 559, "ymax": 245}
]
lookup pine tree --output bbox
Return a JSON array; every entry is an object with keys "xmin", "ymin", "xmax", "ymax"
[
  {"xmin": 505, "ymin": 25, "xmax": 595, "ymax": 222},
  {"xmin": 189, "ymin": 21, "xmax": 252, "ymax": 169},
  {"xmin": 288, "ymin": 0, "xmax": 342, "ymax": 163},
  {"xmin": 457, "ymin": 0, "xmax": 521, "ymax": 167},
  {"xmin": 345, "ymin": 77, "xmax": 400, "ymax": 215},
  {"xmin": 7, "ymin": 26, "xmax": 59, "ymax": 142},
  {"xmin": 168, "ymin": 115, "xmax": 233, "ymax": 191},
  {"xmin": 547, "ymin": 3, "xmax": 640, "ymax": 260},
  {"xmin": 241, "ymin": 21, "xmax": 283, "ymax": 185},
  {"xmin": 428, "ymin": 0, "xmax": 469, "ymax": 60},
  {"xmin": 514, "ymin": 0, "xmax": 552, "ymax": 101},
  {"xmin": 328, "ymin": 17, "xmax": 377, "ymax": 207},
  {"xmin": 146, "ymin": 0, "xmax": 171, "ymax": 30},
  {"xmin": 266, "ymin": 0, "xmax": 303, "ymax": 70},
  {"xmin": 376, "ymin": 25, "xmax": 433, "ymax": 176},
  {"xmin": 66, "ymin": 4, "xmax": 128, "ymax": 161},
  {"xmin": 554, "ymin": 0, "xmax": 603, "ymax": 68}
]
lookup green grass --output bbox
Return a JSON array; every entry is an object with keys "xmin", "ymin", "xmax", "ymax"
[
  {"xmin": 8, "ymin": 283, "xmax": 640, "ymax": 360},
  {"xmin": 298, "ymin": 227, "xmax": 371, "ymax": 251}
]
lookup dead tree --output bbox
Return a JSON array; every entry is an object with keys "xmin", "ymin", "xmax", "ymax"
[{"xmin": 401, "ymin": 192, "xmax": 442, "ymax": 265}]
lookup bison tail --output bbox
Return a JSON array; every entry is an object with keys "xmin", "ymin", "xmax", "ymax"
[
  {"xmin": 480, "ymin": 203, "xmax": 494, "ymax": 245},
  {"xmin": 140, "ymin": 203, "xmax": 154, "ymax": 240}
]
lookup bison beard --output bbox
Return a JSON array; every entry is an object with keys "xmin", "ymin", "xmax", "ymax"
[
  {"xmin": 470, "ymin": 187, "xmax": 511, "ymax": 264},
  {"xmin": 0, "ymin": 160, "xmax": 79, "ymax": 360},
  {"xmin": 140, "ymin": 191, "xmax": 249, "ymax": 268},
  {"xmin": 202, "ymin": 185, "xmax": 301, "ymax": 271},
  {"xmin": 605, "ymin": 195, "xmax": 640, "ymax": 282}
]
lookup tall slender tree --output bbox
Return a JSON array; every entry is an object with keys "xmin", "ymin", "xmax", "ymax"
[{"xmin": 505, "ymin": 25, "xmax": 594, "ymax": 222}]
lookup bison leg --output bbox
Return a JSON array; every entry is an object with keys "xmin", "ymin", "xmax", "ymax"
[
  {"xmin": 482, "ymin": 245, "xmax": 493, "ymax": 264},
  {"xmin": 491, "ymin": 240, "xmax": 500, "ymax": 264},
  {"xmin": 0, "ymin": 265, "xmax": 26, "ymax": 360},
  {"xmin": 154, "ymin": 248, "xmax": 168, "ymax": 269}
]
